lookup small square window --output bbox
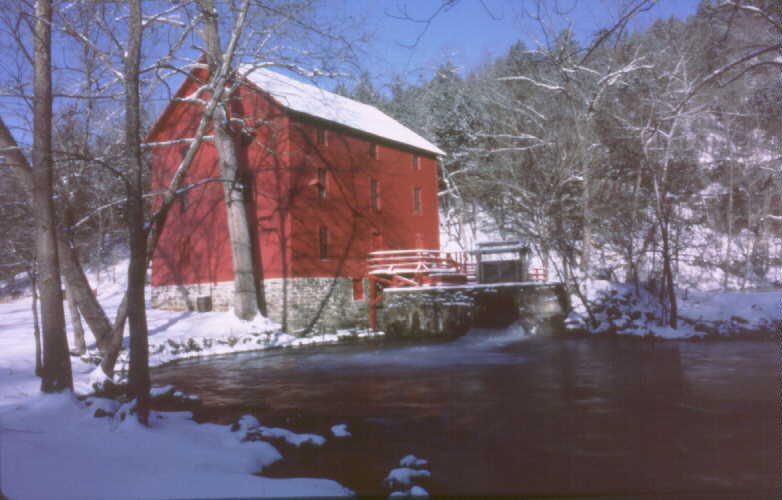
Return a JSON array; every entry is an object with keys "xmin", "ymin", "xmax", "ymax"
[
  {"xmin": 412, "ymin": 154, "xmax": 420, "ymax": 170},
  {"xmin": 369, "ymin": 142, "xmax": 378, "ymax": 159}
]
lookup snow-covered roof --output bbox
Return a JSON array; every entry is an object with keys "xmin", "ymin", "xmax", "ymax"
[{"xmin": 239, "ymin": 66, "xmax": 445, "ymax": 156}]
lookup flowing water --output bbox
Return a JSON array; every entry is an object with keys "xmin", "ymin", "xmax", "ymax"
[{"xmin": 152, "ymin": 327, "xmax": 779, "ymax": 497}]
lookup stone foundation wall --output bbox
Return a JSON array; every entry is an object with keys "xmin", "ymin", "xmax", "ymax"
[
  {"xmin": 152, "ymin": 281, "xmax": 234, "ymax": 312},
  {"xmin": 151, "ymin": 277, "xmax": 368, "ymax": 334},
  {"xmin": 381, "ymin": 288, "xmax": 475, "ymax": 338},
  {"xmin": 262, "ymin": 277, "xmax": 368, "ymax": 333}
]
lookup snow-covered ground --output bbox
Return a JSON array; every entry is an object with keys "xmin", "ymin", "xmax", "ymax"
[
  {"xmin": 0, "ymin": 259, "xmax": 385, "ymax": 500},
  {"xmin": 566, "ymin": 279, "xmax": 780, "ymax": 339},
  {"xmin": 1, "ymin": 392, "xmax": 352, "ymax": 500}
]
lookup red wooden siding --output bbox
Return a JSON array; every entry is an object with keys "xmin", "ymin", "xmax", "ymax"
[{"xmin": 148, "ymin": 73, "xmax": 439, "ymax": 289}]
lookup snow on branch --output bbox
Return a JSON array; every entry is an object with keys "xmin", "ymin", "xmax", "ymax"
[
  {"xmin": 596, "ymin": 61, "xmax": 653, "ymax": 88},
  {"xmin": 680, "ymin": 44, "xmax": 782, "ymax": 111},
  {"xmin": 174, "ymin": 95, "xmax": 208, "ymax": 106},
  {"xmin": 142, "ymin": 137, "xmax": 214, "ymax": 149},
  {"xmin": 497, "ymin": 75, "xmax": 564, "ymax": 91},
  {"xmin": 467, "ymin": 145, "xmax": 547, "ymax": 154},
  {"xmin": 60, "ymin": 23, "xmax": 125, "ymax": 83},
  {"xmin": 719, "ymin": 1, "xmax": 782, "ymax": 31},
  {"xmin": 141, "ymin": 3, "xmax": 187, "ymax": 28}
]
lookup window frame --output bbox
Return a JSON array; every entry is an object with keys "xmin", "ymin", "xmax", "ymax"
[
  {"xmin": 413, "ymin": 187, "xmax": 422, "ymax": 215},
  {"xmin": 369, "ymin": 142, "xmax": 378, "ymax": 159},
  {"xmin": 412, "ymin": 154, "xmax": 420, "ymax": 170},
  {"xmin": 317, "ymin": 167, "xmax": 328, "ymax": 201},
  {"xmin": 316, "ymin": 126, "xmax": 327, "ymax": 146},
  {"xmin": 370, "ymin": 178, "xmax": 380, "ymax": 211}
]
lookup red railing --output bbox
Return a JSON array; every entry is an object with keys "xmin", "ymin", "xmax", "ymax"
[
  {"xmin": 366, "ymin": 249, "xmax": 475, "ymax": 329},
  {"xmin": 367, "ymin": 249, "xmax": 475, "ymax": 280},
  {"xmin": 529, "ymin": 267, "xmax": 548, "ymax": 283},
  {"xmin": 365, "ymin": 249, "xmax": 549, "ymax": 329}
]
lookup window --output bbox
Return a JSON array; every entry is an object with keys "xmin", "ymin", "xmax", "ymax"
[
  {"xmin": 352, "ymin": 278, "xmax": 364, "ymax": 301},
  {"xmin": 413, "ymin": 187, "xmax": 422, "ymax": 215},
  {"xmin": 370, "ymin": 179, "xmax": 380, "ymax": 210},
  {"xmin": 176, "ymin": 236, "xmax": 191, "ymax": 268},
  {"xmin": 318, "ymin": 168, "xmax": 327, "ymax": 200},
  {"xmin": 369, "ymin": 142, "xmax": 378, "ymax": 159},
  {"xmin": 412, "ymin": 154, "xmax": 420, "ymax": 170},
  {"xmin": 319, "ymin": 226, "xmax": 329, "ymax": 259},
  {"xmin": 317, "ymin": 127, "xmax": 327, "ymax": 146}
]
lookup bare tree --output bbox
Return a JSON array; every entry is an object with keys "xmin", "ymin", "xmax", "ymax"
[
  {"xmin": 30, "ymin": 0, "xmax": 72, "ymax": 392},
  {"xmin": 122, "ymin": 0, "xmax": 151, "ymax": 424},
  {"xmin": 195, "ymin": 0, "xmax": 259, "ymax": 321}
]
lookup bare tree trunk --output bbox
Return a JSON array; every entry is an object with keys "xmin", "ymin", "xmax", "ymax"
[
  {"xmin": 57, "ymin": 233, "xmax": 113, "ymax": 352},
  {"xmin": 627, "ymin": 161, "xmax": 644, "ymax": 290},
  {"xmin": 32, "ymin": 0, "xmax": 72, "ymax": 392},
  {"xmin": 29, "ymin": 263, "xmax": 43, "ymax": 377},
  {"xmin": 660, "ymin": 220, "xmax": 677, "ymax": 329},
  {"xmin": 581, "ymin": 164, "xmax": 592, "ymax": 277},
  {"xmin": 64, "ymin": 278, "xmax": 86, "ymax": 355},
  {"xmin": 723, "ymin": 161, "xmax": 734, "ymax": 288},
  {"xmin": 216, "ymin": 119, "xmax": 259, "ymax": 320},
  {"xmin": 197, "ymin": 0, "xmax": 258, "ymax": 320},
  {"xmin": 124, "ymin": 0, "xmax": 150, "ymax": 425},
  {"xmin": 650, "ymin": 161, "xmax": 678, "ymax": 329}
]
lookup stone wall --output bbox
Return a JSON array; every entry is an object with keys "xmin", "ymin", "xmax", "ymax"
[
  {"xmin": 151, "ymin": 277, "xmax": 368, "ymax": 334},
  {"xmin": 380, "ymin": 283, "xmax": 569, "ymax": 338},
  {"xmin": 261, "ymin": 277, "xmax": 368, "ymax": 333},
  {"xmin": 381, "ymin": 288, "xmax": 475, "ymax": 338},
  {"xmin": 152, "ymin": 281, "xmax": 234, "ymax": 312}
]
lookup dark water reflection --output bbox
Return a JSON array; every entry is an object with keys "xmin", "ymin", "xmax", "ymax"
[{"xmin": 153, "ymin": 328, "xmax": 779, "ymax": 497}]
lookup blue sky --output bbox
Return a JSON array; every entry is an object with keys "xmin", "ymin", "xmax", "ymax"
[
  {"xmin": 344, "ymin": 0, "xmax": 701, "ymax": 85},
  {"xmin": 0, "ymin": 1, "xmax": 702, "ymax": 146}
]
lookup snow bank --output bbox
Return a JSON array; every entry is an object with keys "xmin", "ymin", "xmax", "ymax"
[
  {"xmin": 567, "ymin": 280, "xmax": 780, "ymax": 339},
  {"xmin": 0, "ymin": 393, "xmax": 352, "ymax": 500},
  {"xmin": 236, "ymin": 415, "xmax": 326, "ymax": 447}
]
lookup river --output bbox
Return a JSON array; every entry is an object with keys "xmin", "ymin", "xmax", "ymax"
[{"xmin": 152, "ymin": 326, "xmax": 779, "ymax": 497}]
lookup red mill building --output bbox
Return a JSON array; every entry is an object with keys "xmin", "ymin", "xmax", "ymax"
[{"xmin": 147, "ymin": 67, "xmax": 444, "ymax": 333}]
